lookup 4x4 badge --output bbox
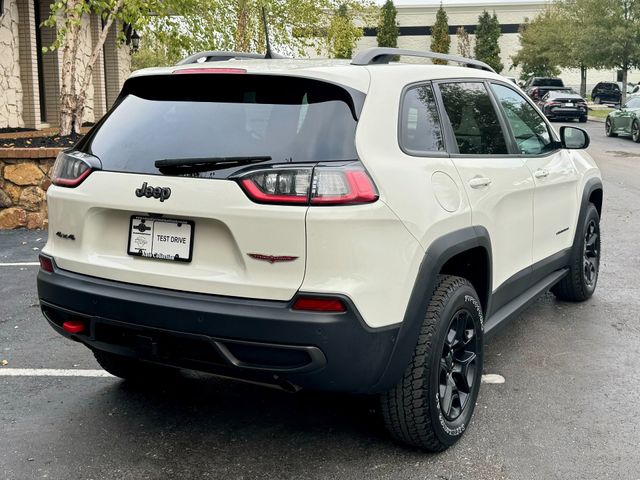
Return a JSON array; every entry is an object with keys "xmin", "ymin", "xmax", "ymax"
[{"xmin": 135, "ymin": 182, "xmax": 171, "ymax": 202}]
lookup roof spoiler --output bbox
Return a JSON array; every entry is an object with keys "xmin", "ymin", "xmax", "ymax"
[
  {"xmin": 351, "ymin": 47, "xmax": 496, "ymax": 73},
  {"xmin": 176, "ymin": 50, "xmax": 287, "ymax": 65}
]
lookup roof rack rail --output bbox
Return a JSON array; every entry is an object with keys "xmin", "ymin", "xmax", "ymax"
[
  {"xmin": 351, "ymin": 47, "xmax": 496, "ymax": 73},
  {"xmin": 176, "ymin": 50, "xmax": 287, "ymax": 65}
]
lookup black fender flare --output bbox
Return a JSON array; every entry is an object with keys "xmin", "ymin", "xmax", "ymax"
[
  {"xmin": 371, "ymin": 226, "xmax": 492, "ymax": 392},
  {"xmin": 571, "ymin": 177, "xmax": 603, "ymax": 259}
]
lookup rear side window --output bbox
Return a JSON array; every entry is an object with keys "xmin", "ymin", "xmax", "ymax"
[
  {"xmin": 438, "ymin": 82, "xmax": 508, "ymax": 155},
  {"xmin": 399, "ymin": 84, "xmax": 445, "ymax": 154},
  {"xmin": 79, "ymin": 74, "xmax": 363, "ymax": 177}
]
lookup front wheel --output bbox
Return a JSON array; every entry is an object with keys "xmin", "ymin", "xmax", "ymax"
[
  {"xmin": 579, "ymin": 116, "xmax": 588, "ymax": 123},
  {"xmin": 632, "ymin": 120, "xmax": 640, "ymax": 143},
  {"xmin": 593, "ymin": 96, "xmax": 601, "ymax": 104},
  {"xmin": 552, "ymin": 203, "xmax": 601, "ymax": 301},
  {"xmin": 379, "ymin": 275, "xmax": 483, "ymax": 451},
  {"xmin": 606, "ymin": 118, "xmax": 617, "ymax": 137}
]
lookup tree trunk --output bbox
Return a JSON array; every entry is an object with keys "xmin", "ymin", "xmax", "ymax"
[
  {"xmin": 235, "ymin": 0, "xmax": 251, "ymax": 52},
  {"xmin": 580, "ymin": 64, "xmax": 587, "ymax": 99},
  {"xmin": 59, "ymin": 0, "xmax": 82, "ymax": 136},
  {"xmin": 59, "ymin": 0, "xmax": 124, "ymax": 136}
]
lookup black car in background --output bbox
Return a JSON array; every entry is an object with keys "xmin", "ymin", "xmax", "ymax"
[
  {"xmin": 524, "ymin": 77, "xmax": 565, "ymax": 101},
  {"xmin": 538, "ymin": 90, "xmax": 588, "ymax": 122},
  {"xmin": 591, "ymin": 82, "xmax": 621, "ymax": 105}
]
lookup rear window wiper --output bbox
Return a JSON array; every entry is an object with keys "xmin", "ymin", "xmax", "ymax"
[{"xmin": 155, "ymin": 156, "xmax": 272, "ymax": 173}]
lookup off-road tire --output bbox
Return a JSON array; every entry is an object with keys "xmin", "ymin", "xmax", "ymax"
[
  {"xmin": 552, "ymin": 203, "xmax": 601, "ymax": 301},
  {"xmin": 605, "ymin": 118, "xmax": 617, "ymax": 137},
  {"xmin": 632, "ymin": 120, "xmax": 640, "ymax": 143},
  {"xmin": 379, "ymin": 275, "xmax": 484, "ymax": 451},
  {"xmin": 94, "ymin": 350, "xmax": 179, "ymax": 382}
]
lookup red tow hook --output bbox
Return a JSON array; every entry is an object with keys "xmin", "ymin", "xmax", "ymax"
[{"xmin": 62, "ymin": 321, "xmax": 85, "ymax": 334}]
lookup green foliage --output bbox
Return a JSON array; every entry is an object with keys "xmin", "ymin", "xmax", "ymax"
[
  {"xmin": 430, "ymin": 4, "xmax": 450, "ymax": 63},
  {"xmin": 326, "ymin": 3, "xmax": 363, "ymax": 59},
  {"xmin": 474, "ymin": 10, "xmax": 503, "ymax": 73},
  {"xmin": 510, "ymin": 11, "xmax": 564, "ymax": 81},
  {"xmin": 377, "ymin": 0, "xmax": 399, "ymax": 48},
  {"xmin": 456, "ymin": 26, "xmax": 472, "ymax": 58}
]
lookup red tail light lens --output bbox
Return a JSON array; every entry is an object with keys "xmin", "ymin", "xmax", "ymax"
[
  {"xmin": 51, "ymin": 152, "xmax": 98, "ymax": 187},
  {"xmin": 62, "ymin": 320, "xmax": 85, "ymax": 334},
  {"xmin": 292, "ymin": 296, "xmax": 347, "ymax": 312},
  {"xmin": 237, "ymin": 163, "xmax": 378, "ymax": 206}
]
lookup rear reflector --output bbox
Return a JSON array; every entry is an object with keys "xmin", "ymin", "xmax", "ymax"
[
  {"xmin": 292, "ymin": 297, "xmax": 347, "ymax": 312},
  {"xmin": 172, "ymin": 68, "xmax": 247, "ymax": 75},
  {"xmin": 38, "ymin": 254, "xmax": 54, "ymax": 273},
  {"xmin": 62, "ymin": 321, "xmax": 85, "ymax": 334}
]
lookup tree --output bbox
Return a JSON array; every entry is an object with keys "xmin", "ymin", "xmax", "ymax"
[
  {"xmin": 510, "ymin": 12, "xmax": 564, "ymax": 82},
  {"xmin": 456, "ymin": 26, "xmax": 472, "ymax": 58},
  {"xmin": 430, "ymin": 3, "xmax": 450, "ymax": 64},
  {"xmin": 583, "ymin": 0, "xmax": 640, "ymax": 104},
  {"xmin": 377, "ymin": 0, "xmax": 399, "ymax": 49},
  {"xmin": 474, "ymin": 10, "xmax": 503, "ymax": 73},
  {"xmin": 43, "ymin": 0, "xmax": 170, "ymax": 136},
  {"xmin": 326, "ymin": 4, "xmax": 363, "ymax": 59}
]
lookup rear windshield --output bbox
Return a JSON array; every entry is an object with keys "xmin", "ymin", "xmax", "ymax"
[
  {"xmin": 533, "ymin": 78, "xmax": 564, "ymax": 87},
  {"xmin": 78, "ymin": 74, "xmax": 364, "ymax": 176}
]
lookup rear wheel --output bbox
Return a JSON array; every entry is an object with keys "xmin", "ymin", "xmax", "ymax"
[
  {"xmin": 379, "ymin": 275, "xmax": 483, "ymax": 451},
  {"xmin": 94, "ymin": 350, "xmax": 179, "ymax": 382},
  {"xmin": 632, "ymin": 120, "xmax": 640, "ymax": 142},
  {"xmin": 606, "ymin": 118, "xmax": 617, "ymax": 137},
  {"xmin": 552, "ymin": 203, "xmax": 601, "ymax": 301}
]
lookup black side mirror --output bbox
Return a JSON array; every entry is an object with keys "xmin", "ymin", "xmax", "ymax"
[{"xmin": 560, "ymin": 126, "xmax": 590, "ymax": 150}]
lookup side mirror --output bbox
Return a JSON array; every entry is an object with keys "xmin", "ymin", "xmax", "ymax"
[{"xmin": 560, "ymin": 126, "xmax": 590, "ymax": 150}]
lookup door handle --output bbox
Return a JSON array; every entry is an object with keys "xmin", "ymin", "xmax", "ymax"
[
  {"xmin": 534, "ymin": 169, "xmax": 549, "ymax": 179},
  {"xmin": 469, "ymin": 177, "xmax": 492, "ymax": 189}
]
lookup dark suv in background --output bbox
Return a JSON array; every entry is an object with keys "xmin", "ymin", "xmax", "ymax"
[
  {"xmin": 524, "ymin": 77, "xmax": 565, "ymax": 101},
  {"xmin": 591, "ymin": 82, "xmax": 621, "ymax": 105}
]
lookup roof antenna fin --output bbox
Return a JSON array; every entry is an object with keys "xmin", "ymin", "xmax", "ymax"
[{"xmin": 261, "ymin": 6, "xmax": 274, "ymax": 59}]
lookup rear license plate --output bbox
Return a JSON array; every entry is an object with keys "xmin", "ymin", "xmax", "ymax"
[
  {"xmin": 128, "ymin": 216, "xmax": 194, "ymax": 262},
  {"xmin": 565, "ymin": 102, "xmax": 574, "ymax": 107}
]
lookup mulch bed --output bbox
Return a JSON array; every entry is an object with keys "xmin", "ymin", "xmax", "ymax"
[{"xmin": 1, "ymin": 132, "xmax": 85, "ymax": 149}]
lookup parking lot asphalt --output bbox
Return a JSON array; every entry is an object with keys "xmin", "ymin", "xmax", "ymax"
[{"xmin": 1, "ymin": 120, "xmax": 639, "ymax": 480}]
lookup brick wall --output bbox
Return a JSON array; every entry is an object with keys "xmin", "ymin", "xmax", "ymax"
[{"xmin": 0, "ymin": 148, "xmax": 60, "ymax": 229}]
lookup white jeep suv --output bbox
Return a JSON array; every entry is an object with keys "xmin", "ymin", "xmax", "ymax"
[{"xmin": 37, "ymin": 48, "xmax": 602, "ymax": 451}]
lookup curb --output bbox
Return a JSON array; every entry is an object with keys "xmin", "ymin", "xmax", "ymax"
[{"xmin": 587, "ymin": 116, "xmax": 605, "ymax": 123}]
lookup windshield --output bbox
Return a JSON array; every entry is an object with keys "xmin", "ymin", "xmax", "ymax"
[{"xmin": 79, "ymin": 74, "xmax": 364, "ymax": 177}]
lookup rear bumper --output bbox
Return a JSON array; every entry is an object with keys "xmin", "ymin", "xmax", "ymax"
[{"xmin": 37, "ymin": 265, "xmax": 400, "ymax": 393}]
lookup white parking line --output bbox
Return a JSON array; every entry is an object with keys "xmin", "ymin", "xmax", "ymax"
[
  {"xmin": 0, "ymin": 262, "xmax": 40, "ymax": 267},
  {"xmin": 0, "ymin": 369, "xmax": 114, "ymax": 377}
]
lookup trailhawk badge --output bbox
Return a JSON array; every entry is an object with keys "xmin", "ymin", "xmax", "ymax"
[
  {"xmin": 135, "ymin": 182, "xmax": 171, "ymax": 202},
  {"xmin": 247, "ymin": 253, "xmax": 299, "ymax": 264}
]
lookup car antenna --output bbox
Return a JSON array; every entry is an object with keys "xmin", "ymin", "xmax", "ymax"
[{"xmin": 261, "ymin": 6, "xmax": 274, "ymax": 59}]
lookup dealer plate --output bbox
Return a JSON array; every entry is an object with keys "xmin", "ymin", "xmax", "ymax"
[{"xmin": 128, "ymin": 216, "xmax": 194, "ymax": 262}]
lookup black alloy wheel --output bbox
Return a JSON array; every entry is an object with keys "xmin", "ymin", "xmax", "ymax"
[
  {"xmin": 632, "ymin": 120, "xmax": 640, "ymax": 143},
  {"xmin": 606, "ymin": 118, "xmax": 617, "ymax": 137},
  {"xmin": 438, "ymin": 309, "xmax": 479, "ymax": 422},
  {"xmin": 583, "ymin": 218, "xmax": 599, "ymax": 289}
]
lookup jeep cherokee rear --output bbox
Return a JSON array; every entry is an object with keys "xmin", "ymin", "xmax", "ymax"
[{"xmin": 38, "ymin": 48, "xmax": 602, "ymax": 451}]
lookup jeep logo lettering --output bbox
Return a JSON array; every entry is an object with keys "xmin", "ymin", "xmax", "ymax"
[{"xmin": 135, "ymin": 182, "xmax": 171, "ymax": 202}]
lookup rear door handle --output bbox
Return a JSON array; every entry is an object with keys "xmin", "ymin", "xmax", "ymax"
[
  {"xmin": 534, "ymin": 169, "xmax": 549, "ymax": 179},
  {"xmin": 469, "ymin": 177, "xmax": 492, "ymax": 189}
]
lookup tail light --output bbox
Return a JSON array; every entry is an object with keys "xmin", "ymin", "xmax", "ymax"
[
  {"xmin": 38, "ymin": 254, "xmax": 54, "ymax": 272},
  {"xmin": 51, "ymin": 151, "xmax": 100, "ymax": 187},
  {"xmin": 237, "ymin": 162, "xmax": 378, "ymax": 206},
  {"xmin": 547, "ymin": 101, "xmax": 561, "ymax": 107}
]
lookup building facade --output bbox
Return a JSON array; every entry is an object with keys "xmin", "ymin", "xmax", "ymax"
[
  {"xmin": 353, "ymin": 0, "xmax": 639, "ymax": 90},
  {"xmin": 0, "ymin": 0, "xmax": 130, "ymax": 130}
]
